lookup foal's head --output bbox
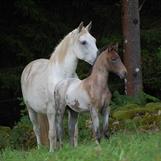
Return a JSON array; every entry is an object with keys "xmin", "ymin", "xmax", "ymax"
[{"xmin": 102, "ymin": 44, "xmax": 127, "ymax": 79}]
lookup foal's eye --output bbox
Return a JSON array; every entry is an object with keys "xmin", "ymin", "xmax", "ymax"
[
  {"xmin": 81, "ymin": 40, "xmax": 87, "ymax": 45},
  {"xmin": 111, "ymin": 58, "xmax": 118, "ymax": 62}
]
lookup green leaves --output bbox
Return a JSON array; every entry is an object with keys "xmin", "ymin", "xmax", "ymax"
[{"xmin": 14, "ymin": 0, "xmax": 40, "ymax": 20}]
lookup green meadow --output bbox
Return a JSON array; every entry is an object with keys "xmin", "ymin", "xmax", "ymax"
[{"xmin": 1, "ymin": 131, "xmax": 161, "ymax": 161}]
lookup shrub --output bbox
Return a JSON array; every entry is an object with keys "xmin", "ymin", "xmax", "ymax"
[
  {"xmin": 111, "ymin": 91, "xmax": 160, "ymax": 110},
  {"xmin": 0, "ymin": 126, "xmax": 11, "ymax": 150},
  {"xmin": 141, "ymin": 29, "xmax": 161, "ymax": 95},
  {"xmin": 9, "ymin": 115, "xmax": 36, "ymax": 150}
]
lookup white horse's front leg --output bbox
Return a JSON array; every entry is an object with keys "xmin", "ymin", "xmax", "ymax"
[{"xmin": 47, "ymin": 110, "xmax": 57, "ymax": 152}]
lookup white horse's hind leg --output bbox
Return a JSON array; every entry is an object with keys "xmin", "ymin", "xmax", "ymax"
[
  {"xmin": 27, "ymin": 107, "xmax": 41, "ymax": 149},
  {"xmin": 47, "ymin": 111, "xmax": 57, "ymax": 152}
]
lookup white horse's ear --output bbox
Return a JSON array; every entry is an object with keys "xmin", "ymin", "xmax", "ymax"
[
  {"xmin": 86, "ymin": 21, "xmax": 92, "ymax": 31},
  {"xmin": 78, "ymin": 21, "xmax": 84, "ymax": 33},
  {"xmin": 107, "ymin": 44, "xmax": 113, "ymax": 52}
]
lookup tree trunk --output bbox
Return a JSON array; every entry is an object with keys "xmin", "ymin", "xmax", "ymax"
[
  {"xmin": 122, "ymin": 0, "xmax": 143, "ymax": 96},
  {"xmin": 38, "ymin": 114, "xmax": 49, "ymax": 146}
]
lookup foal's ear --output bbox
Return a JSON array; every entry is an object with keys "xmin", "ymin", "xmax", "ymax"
[
  {"xmin": 86, "ymin": 21, "xmax": 92, "ymax": 31},
  {"xmin": 107, "ymin": 43, "xmax": 119, "ymax": 52},
  {"xmin": 113, "ymin": 43, "xmax": 119, "ymax": 51},
  {"xmin": 106, "ymin": 44, "xmax": 113, "ymax": 52},
  {"xmin": 78, "ymin": 21, "xmax": 84, "ymax": 33}
]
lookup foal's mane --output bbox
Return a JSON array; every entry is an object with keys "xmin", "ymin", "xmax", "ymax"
[
  {"xmin": 93, "ymin": 44, "xmax": 116, "ymax": 64},
  {"xmin": 97, "ymin": 43, "xmax": 118, "ymax": 56}
]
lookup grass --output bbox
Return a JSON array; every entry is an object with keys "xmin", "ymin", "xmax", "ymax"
[{"xmin": 1, "ymin": 131, "xmax": 161, "ymax": 161}]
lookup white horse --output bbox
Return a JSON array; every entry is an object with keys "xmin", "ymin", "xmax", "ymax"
[{"xmin": 21, "ymin": 22, "xmax": 98, "ymax": 152}]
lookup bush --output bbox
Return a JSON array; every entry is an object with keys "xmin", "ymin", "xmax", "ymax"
[
  {"xmin": 9, "ymin": 116, "xmax": 36, "ymax": 150},
  {"xmin": 111, "ymin": 91, "xmax": 160, "ymax": 110},
  {"xmin": 0, "ymin": 126, "xmax": 11, "ymax": 150},
  {"xmin": 141, "ymin": 29, "xmax": 161, "ymax": 95}
]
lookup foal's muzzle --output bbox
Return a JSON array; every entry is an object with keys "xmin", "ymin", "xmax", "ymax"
[{"xmin": 119, "ymin": 71, "xmax": 127, "ymax": 79}]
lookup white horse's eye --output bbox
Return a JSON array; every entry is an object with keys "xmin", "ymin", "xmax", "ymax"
[{"xmin": 81, "ymin": 40, "xmax": 87, "ymax": 45}]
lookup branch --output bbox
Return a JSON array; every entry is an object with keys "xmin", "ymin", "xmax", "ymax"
[{"xmin": 139, "ymin": 0, "xmax": 146, "ymax": 12}]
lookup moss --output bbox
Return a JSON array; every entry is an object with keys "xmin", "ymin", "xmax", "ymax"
[
  {"xmin": 112, "ymin": 102, "xmax": 161, "ymax": 120},
  {"xmin": 112, "ymin": 110, "xmax": 134, "ymax": 120},
  {"xmin": 140, "ymin": 115, "xmax": 161, "ymax": 125},
  {"xmin": 113, "ymin": 103, "xmax": 141, "ymax": 111},
  {"xmin": 0, "ymin": 126, "xmax": 11, "ymax": 133},
  {"xmin": 110, "ymin": 102, "xmax": 161, "ymax": 132},
  {"xmin": 145, "ymin": 102, "xmax": 161, "ymax": 110},
  {"xmin": 112, "ymin": 108, "xmax": 146, "ymax": 120}
]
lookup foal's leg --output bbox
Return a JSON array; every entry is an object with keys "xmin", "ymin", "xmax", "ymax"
[
  {"xmin": 47, "ymin": 108, "xmax": 57, "ymax": 152},
  {"xmin": 101, "ymin": 106, "xmax": 110, "ymax": 139},
  {"xmin": 90, "ymin": 107, "xmax": 101, "ymax": 144},
  {"xmin": 56, "ymin": 104, "xmax": 66, "ymax": 148},
  {"xmin": 55, "ymin": 89, "xmax": 66, "ymax": 148},
  {"xmin": 68, "ymin": 109, "xmax": 79, "ymax": 147},
  {"xmin": 27, "ymin": 107, "xmax": 41, "ymax": 149}
]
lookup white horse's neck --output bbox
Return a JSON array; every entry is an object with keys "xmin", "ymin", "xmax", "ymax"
[{"xmin": 49, "ymin": 32, "xmax": 78, "ymax": 78}]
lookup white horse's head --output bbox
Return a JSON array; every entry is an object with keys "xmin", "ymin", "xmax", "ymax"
[{"xmin": 72, "ymin": 22, "xmax": 98, "ymax": 65}]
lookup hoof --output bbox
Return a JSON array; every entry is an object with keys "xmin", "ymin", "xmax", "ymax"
[
  {"xmin": 95, "ymin": 138, "xmax": 101, "ymax": 145},
  {"xmin": 104, "ymin": 131, "xmax": 110, "ymax": 139}
]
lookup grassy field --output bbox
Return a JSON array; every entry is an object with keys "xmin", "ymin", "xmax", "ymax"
[{"xmin": 1, "ymin": 131, "xmax": 161, "ymax": 161}]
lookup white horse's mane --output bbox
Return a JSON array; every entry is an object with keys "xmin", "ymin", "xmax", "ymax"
[
  {"xmin": 49, "ymin": 30, "xmax": 76, "ymax": 62},
  {"xmin": 49, "ymin": 28, "xmax": 87, "ymax": 63}
]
